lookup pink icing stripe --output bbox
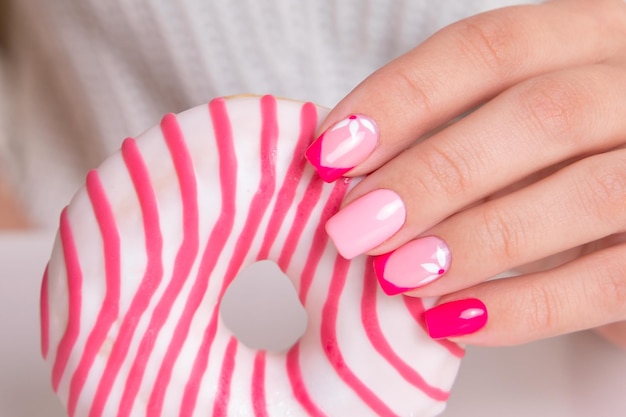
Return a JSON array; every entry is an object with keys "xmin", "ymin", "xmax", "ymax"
[
  {"xmin": 177, "ymin": 98, "xmax": 238, "ymax": 417},
  {"xmin": 40, "ymin": 265, "xmax": 50, "ymax": 359},
  {"xmin": 52, "ymin": 208, "xmax": 83, "ymax": 391},
  {"xmin": 250, "ymin": 100, "xmax": 328, "ymax": 417},
  {"xmin": 256, "ymin": 100, "xmax": 317, "ymax": 260},
  {"xmin": 361, "ymin": 266, "xmax": 450, "ymax": 401},
  {"xmin": 118, "ymin": 113, "xmax": 200, "ymax": 417},
  {"xmin": 277, "ymin": 176, "xmax": 324, "ymax": 270},
  {"xmin": 212, "ymin": 337, "xmax": 239, "ymax": 417},
  {"xmin": 184, "ymin": 95, "xmax": 281, "ymax": 416},
  {"xmin": 252, "ymin": 351, "xmax": 268, "ymax": 417},
  {"xmin": 298, "ymin": 181, "xmax": 349, "ymax": 302},
  {"xmin": 252, "ymin": 103, "xmax": 321, "ymax": 417},
  {"xmin": 285, "ymin": 181, "xmax": 349, "ymax": 417},
  {"xmin": 153, "ymin": 96, "xmax": 278, "ymax": 415},
  {"xmin": 403, "ymin": 297, "xmax": 465, "ymax": 359},
  {"xmin": 321, "ymin": 256, "xmax": 401, "ymax": 417},
  {"xmin": 273, "ymin": 101, "xmax": 323, "ymax": 270},
  {"xmin": 88, "ymin": 138, "xmax": 164, "ymax": 417},
  {"xmin": 286, "ymin": 345, "xmax": 328, "ymax": 417},
  {"xmin": 250, "ymin": 101, "xmax": 320, "ymax": 416},
  {"xmin": 67, "ymin": 170, "xmax": 121, "ymax": 417}
]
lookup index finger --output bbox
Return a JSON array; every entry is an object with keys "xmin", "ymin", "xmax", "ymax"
[{"xmin": 306, "ymin": 1, "xmax": 626, "ymax": 181}]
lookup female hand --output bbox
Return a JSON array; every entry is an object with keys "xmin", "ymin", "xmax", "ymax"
[{"xmin": 306, "ymin": 0, "xmax": 626, "ymax": 348}]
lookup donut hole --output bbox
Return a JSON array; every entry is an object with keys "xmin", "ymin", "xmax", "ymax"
[{"xmin": 220, "ymin": 260, "xmax": 307, "ymax": 352}]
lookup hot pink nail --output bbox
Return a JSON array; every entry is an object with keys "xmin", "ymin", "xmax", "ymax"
[
  {"xmin": 424, "ymin": 298, "xmax": 488, "ymax": 339},
  {"xmin": 326, "ymin": 189, "xmax": 406, "ymax": 259},
  {"xmin": 306, "ymin": 114, "xmax": 378, "ymax": 182},
  {"xmin": 373, "ymin": 236, "xmax": 451, "ymax": 295}
]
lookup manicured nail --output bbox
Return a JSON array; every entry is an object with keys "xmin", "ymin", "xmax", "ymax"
[
  {"xmin": 424, "ymin": 298, "xmax": 488, "ymax": 339},
  {"xmin": 306, "ymin": 114, "xmax": 379, "ymax": 182},
  {"xmin": 326, "ymin": 189, "xmax": 405, "ymax": 259},
  {"xmin": 373, "ymin": 236, "xmax": 451, "ymax": 295}
]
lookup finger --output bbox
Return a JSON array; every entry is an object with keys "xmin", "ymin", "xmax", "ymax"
[
  {"xmin": 306, "ymin": 0, "xmax": 626, "ymax": 181},
  {"xmin": 0, "ymin": 178, "xmax": 29, "ymax": 229},
  {"xmin": 373, "ymin": 147, "xmax": 626, "ymax": 295},
  {"xmin": 423, "ymin": 242, "xmax": 626, "ymax": 346},
  {"xmin": 325, "ymin": 63, "xmax": 626, "ymax": 259},
  {"xmin": 514, "ymin": 232, "xmax": 626, "ymax": 279},
  {"xmin": 594, "ymin": 321, "xmax": 626, "ymax": 349}
]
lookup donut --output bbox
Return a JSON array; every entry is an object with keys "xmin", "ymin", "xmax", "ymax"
[{"xmin": 40, "ymin": 95, "xmax": 463, "ymax": 417}]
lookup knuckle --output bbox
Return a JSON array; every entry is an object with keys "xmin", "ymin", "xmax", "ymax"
[
  {"xmin": 516, "ymin": 75, "xmax": 589, "ymax": 144},
  {"xmin": 588, "ymin": 251, "xmax": 626, "ymax": 318},
  {"xmin": 525, "ymin": 281, "xmax": 559, "ymax": 334},
  {"xmin": 479, "ymin": 206, "xmax": 526, "ymax": 261},
  {"xmin": 416, "ymin": 142, "xmax": 473, "ymax": 197},
  {"xmin": 576, "ymin": 155, "xmax": 626, "ymax": 227},
  {"xmin": 388, "ymin": 65, "xmax": 436, "ymax": 114},
  {"xmin": 452, "ymin": 13, "xmax": 522, "ymax": 78}
]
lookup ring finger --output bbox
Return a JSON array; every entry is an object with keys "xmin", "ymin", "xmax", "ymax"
[{"xmin": 428, "ymin": 241, "xmax": 626, "ymax": 345}]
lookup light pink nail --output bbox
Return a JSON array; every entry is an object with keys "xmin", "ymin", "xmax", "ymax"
[
  {"xmin": 373, "ymin": 236, "xmax": 451, "ymax": 295},
  {"xmin": 306, "ymin": 114, "xmax": 379, "ymax": 182},
  {"xmin": 325, "ymin": 189, "xmax": 406, "ymax": 259}
]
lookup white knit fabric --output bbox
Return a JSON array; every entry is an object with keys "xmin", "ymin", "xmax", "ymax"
[{"xmin": 0, "ymin": 0, "xmax": 536, "ymax": 226}]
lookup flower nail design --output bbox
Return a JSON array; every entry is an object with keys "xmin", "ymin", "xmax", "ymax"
[
  {"xmin": 373, "ymin": 237, "xmax": 451, "ymax": 295},
  {"xmin": 419, "ymin": 245, "xmax": 450, "ymax": 283},
  {"xmin": 306, "ymin": 114, "xmax": 379, "ymax": 182}
]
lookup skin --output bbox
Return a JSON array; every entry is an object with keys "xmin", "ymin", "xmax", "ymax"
[
  {"xmin": 0, "ymin": 178, "xmax": 29, "ymax": 229},
  {"xmin": 321, "ymin": 0, "xmax": 626, "ymax": 348}
]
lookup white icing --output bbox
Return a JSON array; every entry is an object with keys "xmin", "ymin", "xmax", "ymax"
[{"xmin": 42, "ymin": 95, "xmax": 462, "ymax": 417}]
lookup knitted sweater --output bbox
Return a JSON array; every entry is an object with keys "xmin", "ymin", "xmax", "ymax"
[{"xmin": 0, "ymin": 0, "xmax": 535, "ymax": 226}]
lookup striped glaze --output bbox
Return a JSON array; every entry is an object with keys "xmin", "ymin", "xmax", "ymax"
[{"xmin": 41, "ymin": 95, "xmax": 463, "ymax": 417}]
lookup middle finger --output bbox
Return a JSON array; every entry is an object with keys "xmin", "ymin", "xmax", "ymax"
[{"xmin": 326, "ymin": 63, "xmax": 626, "ymax": 259}]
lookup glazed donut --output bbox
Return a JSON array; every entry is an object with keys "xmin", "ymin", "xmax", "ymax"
[{"xmin": 40, "ymin": 95, "xmax": 463, "ymax": 417}]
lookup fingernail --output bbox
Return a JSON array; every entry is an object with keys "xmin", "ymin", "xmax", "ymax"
[
  {"xmin": 373, "ymin": 236, "xmax": 451, "ymax": 295},
  {"xmin": 424, "ymin": 298, "xmax": 488, "ymax": 339},
  {"xmin": 326, "ymin": 189, "xmax": 405, "ymax": 259},
  {"xmin": 306, "ymin": 114, "xmax": 379, "ymax": 182}
]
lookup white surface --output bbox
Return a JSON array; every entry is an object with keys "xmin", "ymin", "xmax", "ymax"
[{"xmin": 1, "ymin": 231, "xmax": 625, "ymax": 417}]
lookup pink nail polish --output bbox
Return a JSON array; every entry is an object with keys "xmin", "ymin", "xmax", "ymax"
[
  {"xmin": 306, "ymin": 114, "xmax": 379, "ymax": 182},
  {"xmin": 326, "ymin": 189, "xmax": 406, "ymax": 259},
  {"xmin": 424, "ymin": 298, "xmax": 488, "ymax": 339},
  {"xmin": 373, "ymin": 236, "xmax": 451, "ymax": 295}
]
